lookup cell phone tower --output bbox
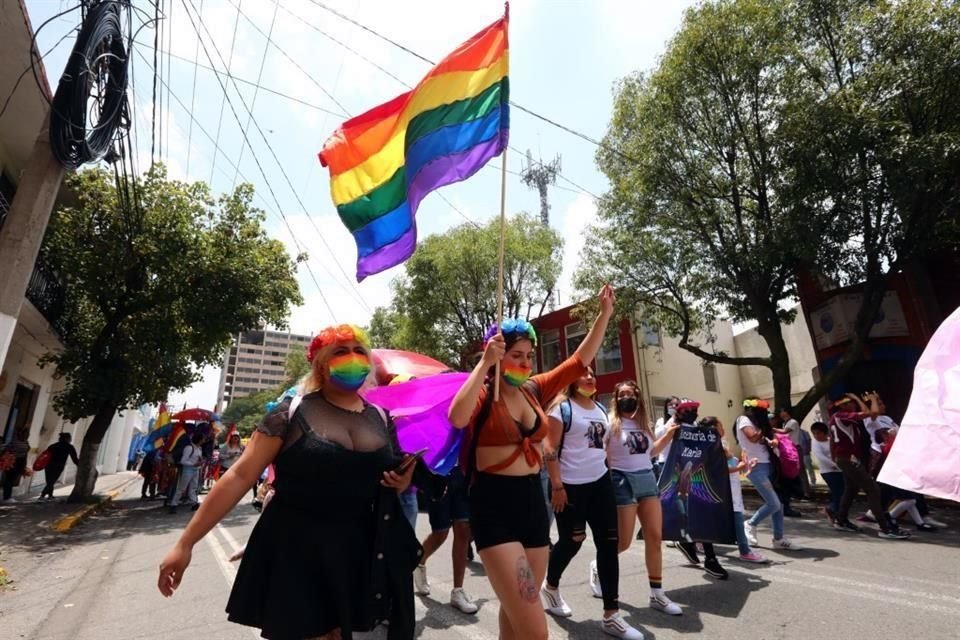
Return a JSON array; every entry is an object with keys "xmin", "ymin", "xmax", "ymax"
[{"xmin": 521, "ymin": 149, "xmax": 561, "ymax": 225}]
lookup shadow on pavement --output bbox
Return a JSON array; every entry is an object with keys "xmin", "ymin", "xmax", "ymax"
[{"xmin": 413, "ymin": 595, "xmax": 492, "ymax": 639}]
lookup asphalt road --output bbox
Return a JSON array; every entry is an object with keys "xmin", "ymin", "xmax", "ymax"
[{"xmin": 3, "ymin": 481, "xmax": 959, "ymax": 640}]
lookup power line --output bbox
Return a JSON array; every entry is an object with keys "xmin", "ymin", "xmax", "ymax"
[
  {"xmin": 159, "ymin": 10, "xmax": 339, "ymax": 322},
  {"xmin": 231, "ymin": 0, "xmax": 280, "ymax": 189},
  {"xmin": 131, "ymin": 41, "xmax": 348, "ymax": 117},
  {"xmin": 181, "ymin": 0, "xmax": 372, "ymax": 312},
  {"xmin": 185, "ymin": 0, "xmax": 203, "ymax": 175},
  {"xmin": 163, "ymin": 0, "xmax": 174, "ymax": 162},
  {"xmin": 151, "ymin": 0, "xmax": 160, "ymax": 163},
  {"xmin": 226, "ymin": 0, "xmax": 350, "ymax": 117},
  {"xmin": 134, "ymin": 47, "xmax": 339, "ymax": 324},
  {"xmin": 209, "ymin": 0, "xmax": 242, "ymax": 187}
]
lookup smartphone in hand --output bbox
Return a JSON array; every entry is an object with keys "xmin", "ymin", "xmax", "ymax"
[{"xmin": 396, "ymin": 447, "xmax": 429, "ymax": 472}]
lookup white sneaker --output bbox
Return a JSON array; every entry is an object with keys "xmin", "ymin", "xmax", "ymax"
[
  {"xmin": 413, "ymin": 564, "xmax": 430, "ymax": 596},
  {"xmin": 772, "ymin": 538, "xmax": 803, "ymax": 551},
  {"xmin": 449, "ymin": 588, "xmax": 478, "ymax": 614},
  {"xmin": 923, "ymin": 516, "xmax": 948, "ymax": 528},
  {"xmin": 541, "ymin": 583, "xmax": 572, "ymax": 617},
  {"xmin": 589, "ymin": 560, "xmax": 603, "ymax": 598},
  {"xmin": 649, "ymin": 592, "xmax": 682, "ymax": 616},
  {"xmin": 744, "ymin": 521, "xmax": 758, "ymax": 546},
  {"xmin": 600, "ymin": 612, "xmax": 644, "ymax": 639}
]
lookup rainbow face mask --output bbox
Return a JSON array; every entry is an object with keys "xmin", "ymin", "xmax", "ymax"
[
  {"xmin": 327, "ymin": 353, "xmax": 372, "ymax": 391},
  {"xmin": 503, "ymin": 365, "xmax": 532, "ymax": 387}
]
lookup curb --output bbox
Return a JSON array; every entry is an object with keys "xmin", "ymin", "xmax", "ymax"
[{"xmin": 51, "ymin": 476, "xmax": 140, "ymax": 533}]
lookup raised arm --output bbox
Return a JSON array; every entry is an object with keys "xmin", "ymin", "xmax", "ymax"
[
  {"xmin": 448, "ymin": 334, "xmax": 504, "ymax": 428},
  {"xmin": 651, "ymin": 420, "xmax": 679, "ymax": 457},
  {"xmin": 572, "ymin": 285, "xmax": 616, "ymax": 366}
]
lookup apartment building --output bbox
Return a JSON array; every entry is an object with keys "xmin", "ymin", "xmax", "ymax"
[{"xmin": 217, "ymin": 328, "xmax": 313, "ymax": 408}]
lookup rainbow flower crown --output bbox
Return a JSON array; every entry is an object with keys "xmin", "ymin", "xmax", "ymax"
[
  {"xmin": 743, "ymin": 398, "xmax": 770, "ymax": 410},
  {"xmin": 483, "ymin": 318, "xmax": 538, "ymax": 346},
  {"xmin": 306, "ymin": 324, "xmax": 372, "ymax": 363}
]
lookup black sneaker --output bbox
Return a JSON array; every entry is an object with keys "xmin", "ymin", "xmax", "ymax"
[
  {"xmin": 703, "ymin": 557, "xmax": 729, "ymax": 580},
  {"xmin": 916, "ymin": 523, "xmax": 937, "ymax": 532},
  {"xmin": 676, "ymin": 543, "xmax": 700, "ymax": 567},
  {"xmin": 878, "ymin": 529, "xmax": 911, "ymax": 540},
  {"xmin": 784, "ymin": 508, "xmax": 803, "ymax": 518},
  {"xmin": 836, "ymin": 520, "xmax": 862, "ymax": 533}
]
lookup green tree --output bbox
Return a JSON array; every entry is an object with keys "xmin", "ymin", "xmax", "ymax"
[
  {"xmin": 41, "ymin": 166, "xmax": 302, "ymax": 499},
  {"xmin": 376, "ymin": 213, "xmax": 563, "ymax": 366},
  {"xmin": 580, "ymin": 0, "xmax": 960, "ymax": 418}
]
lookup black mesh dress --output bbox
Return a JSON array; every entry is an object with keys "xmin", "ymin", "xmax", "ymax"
[{"xmin": 225, "ymin": 392, "xmax": 422, "ymax": 639}]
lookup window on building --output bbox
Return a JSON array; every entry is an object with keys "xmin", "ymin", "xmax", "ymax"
[
  {"xmin": 540, "ymin": 329, "xmax": 562, "ymax": 372},
  {"xmin": 595, "ymin": 330, "xmax": 623, "ymax": 376},
  {"xmin": 702, "ymin": 362, "xmax": 719, "ymax": 393},
  {"xmin": 640, "ymin": 322, "xmax": 661, "ymax": 347},
  {"xmin": 565, "ymin": 322, "xmax": 586, "ymax": 358}
]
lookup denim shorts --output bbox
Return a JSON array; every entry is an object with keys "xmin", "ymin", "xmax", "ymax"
[
  {"xmin": 427, "ymin": 467, "xmax": 470, "ymax": 532},
  {"xmin": 611, "ymin": 468, "xmax": 660, "ymax": 506}
]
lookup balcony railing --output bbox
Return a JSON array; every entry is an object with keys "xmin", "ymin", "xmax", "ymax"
[{"xmin": 25, "ymin": 255, "xmax": 67, "ymax": 338}]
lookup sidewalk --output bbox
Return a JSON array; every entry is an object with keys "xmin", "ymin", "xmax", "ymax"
[{"xmin": 0, "ymin": 471, "xmax": 140, "ymax": 550}]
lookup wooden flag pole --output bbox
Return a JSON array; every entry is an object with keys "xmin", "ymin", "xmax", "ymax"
[{"xmin": 494, "ymin": 147, "xmax": 508, "ymax": 401}]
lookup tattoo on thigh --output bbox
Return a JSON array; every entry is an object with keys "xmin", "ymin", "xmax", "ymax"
[{"xmin": 517, "ymin": 556, "xmax": 538, "ymax": 603}]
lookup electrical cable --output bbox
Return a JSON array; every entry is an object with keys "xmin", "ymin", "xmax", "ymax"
[
  {"xmin": 231, "ymin": 0, "xmax": 280, "ymax": 189},
  {"xmin": 209, "ymin": 0, "xmax": 242, "ymax": 186},
  {"xmin": 185, "ymin": 0, "xmax": 204, "ymax": 176},
  {"xmin": 131, "ymin": 41, "xmax": 348, "ymax": 117},
  {"xmin": 48, "ymin": 0, "xmax": 131, "ymax": 169},
  {"xmin": 182, "ymin": 0, "xmax": 372, "ymax": 312}
]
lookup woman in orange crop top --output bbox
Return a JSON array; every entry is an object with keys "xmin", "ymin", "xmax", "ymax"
[{"xmin": 448, "ymin": 284, "xmax": 616, "ymax": 640}]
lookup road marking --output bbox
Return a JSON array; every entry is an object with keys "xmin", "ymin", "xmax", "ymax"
[
  {"xmin": 204, "ymin": 528, "xmax": 260, "ymax": 639},
  {"xmin": 768, "ymin": 566, "xmax": 960, "ymax": 606}
]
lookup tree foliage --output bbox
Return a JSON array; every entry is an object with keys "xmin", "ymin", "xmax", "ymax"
[
  {"xmin": 370, "ymin": 213, "xmax": 563, "ymax": 366},
  {"xmin": 579, "ymin": 0, "xmax": 960, "ymax": 418},
  {"xmin": 41, "ymin": 166, "xmax": 302, "ymax": 497}
]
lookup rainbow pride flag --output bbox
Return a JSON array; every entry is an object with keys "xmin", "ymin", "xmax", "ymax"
[{"xmin": 319, "ymin": 11, "xmax": 509, "ymax": 281}]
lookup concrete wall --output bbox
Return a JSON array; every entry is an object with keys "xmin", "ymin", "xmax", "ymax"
[
  {"xmin": 635, "ymin": 317, "xmax": 745, "ymax": 441},
  {"xmin": 733, "ymin": 304, "xmax": 823, "ymax": 427}
]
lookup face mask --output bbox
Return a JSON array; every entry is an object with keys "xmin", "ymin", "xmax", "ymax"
[
  {"xmin": 502, "ymin": 365, "xmax": 532, "ymax": 387},
  {"xmin": 327, "ymin": 353, "xmax": 372, "ymax": 391},
  {"xmin": 617, "ymin": 397, "xmax": 639, "ymax": 414},
  {"xmin": 667, "ymin": 406, "xmax": 677, "ymax": 417},
  {"xmin": 577, "ymin": 386, "xmax": 596, "ymax": 398}
]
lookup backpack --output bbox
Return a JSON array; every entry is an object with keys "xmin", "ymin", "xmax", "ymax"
[
  {"xmin": 558, "ymin": 398, "xmax": 608, "ymax": 459},
  {"xmin": 776, "ymin": 435, "xmax": 801, "ymax": 479}
]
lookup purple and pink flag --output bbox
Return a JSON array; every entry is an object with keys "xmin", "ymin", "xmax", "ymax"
[{"xmin": 878, "ymin": 306, "xmax": 960, "ymax": 502}]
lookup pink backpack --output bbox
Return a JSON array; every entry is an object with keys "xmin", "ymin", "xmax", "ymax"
[{"xmin": 776, "ymin": 435, "xmax": 801, "ymax": 479}]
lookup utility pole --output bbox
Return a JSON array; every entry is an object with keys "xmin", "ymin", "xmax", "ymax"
[
  {"xmin": 0, "ymin": 112, "xmax": 66, "ymax": 368},
  {"xmin": 521, "ymin": 149, "xmax": 560, "ymax": 226}
]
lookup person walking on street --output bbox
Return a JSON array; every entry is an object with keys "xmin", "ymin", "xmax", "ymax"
[
  {"xmin": 139, "ymin": 448, "xmax": 160, "ymax": 499},
  {"xmin": 219, "ymin": 432, "xmax": 244, "ymax": 478},
  {"xmin": 447, "ymin": 285, "xmax": 620, "ymax": 640},
  {"xmin": 0, "ymin": 431, "xmax": 30, "ymax": 501},
  {"xmin": 39, "ymin": 433, "xmax": 80, "ymax": 499},
  {"xmin": 168, "ymin": 433, "xmax": 204, "ymax": 513},
  {"xmin": 413, "ymin": 465, "xmax": 479, "ymax": 614},
  {"xmin": 810, "ymin": 422, "xmax": 844, "ymax": 524}
]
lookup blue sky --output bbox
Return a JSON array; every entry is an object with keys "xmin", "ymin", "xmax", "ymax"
[{"xmin": 27, "ymin": 0, "xmax": 695, "ymax": 408}]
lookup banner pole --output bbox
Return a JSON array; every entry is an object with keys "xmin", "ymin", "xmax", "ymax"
[{"xmin": 494, "ymin": 146, "xmax": 507, "ymax": 401}]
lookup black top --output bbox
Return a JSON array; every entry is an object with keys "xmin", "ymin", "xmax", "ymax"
[
  {"xmin": 47, "ymin": 442, "xmax": 79, "ymax": 470},
  {"xmin": 225, "ymin": 392, "xmax": 421, "ymax": 640}
]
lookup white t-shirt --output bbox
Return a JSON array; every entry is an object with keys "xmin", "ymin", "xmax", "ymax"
[
  {"xmin": 606, "ymin": 417, "xmax": 654, "ymax": 473},
  {"xmin": 180, "ymin": 443, "xmax": 202, "ymax": 468},
  {"xmin": 810, "ymin": 438, "xmax": 839, "ymax": 473},
  {"xmin": 654, "ymin": 417, "xmax": 675, "ymax": 464},
  {"xmin": 864, "ymin": 415, "xmax": 897, "ymax": 453},
  {"xmin": 736, "ymin": 416, "xmax": 770, "ymax": 464},
  {"xmin": 782, "ymin": 418, "xmax": 801, "ymax": 446},
  {"xmin": 548, "ymin": 400, "xmax": 610, "ymax": 485},
  {"xmin": 727, "ymin": 456, "xmax": 745, "ymax": 513}
]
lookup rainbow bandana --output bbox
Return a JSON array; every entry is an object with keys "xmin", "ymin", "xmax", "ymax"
[
  {"xmin": 307, "ymin": 324, "xmax": 372, "ymax": 363},
  {"xmin": 328, "ymin": 353, "xmax": 373, "ymax": 391},
  {"xmin": 503, "ymin": 365, "xmax": 532, "ymax": 387}
]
